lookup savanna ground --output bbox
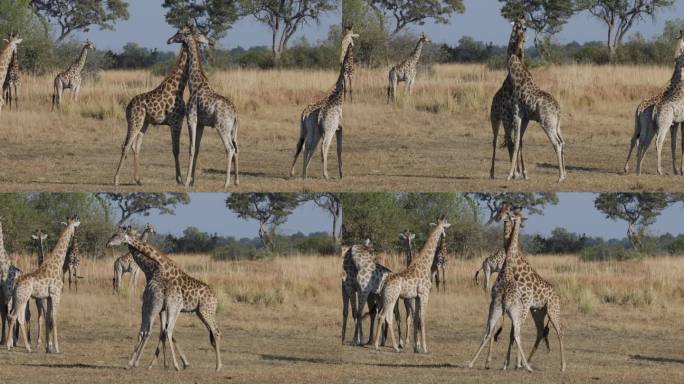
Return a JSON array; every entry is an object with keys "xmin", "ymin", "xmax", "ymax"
[
  {"xmin": 2, "ymin": 251, "xmax": 683, "ymax": 383},
  {"xmin": 4, "ymin": 63, "xmax": 684, "ymax": 192}
]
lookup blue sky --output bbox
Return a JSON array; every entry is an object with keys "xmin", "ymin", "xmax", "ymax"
[
  {"xmin": 404, "ymin": 0, "xmax": 684, "ymax": 46},
  {"xmin": 132, "ymin": 194, "xmax": 332, "ymax": 239},
  {"xmin": 74, "ymin": 0, "xmax": 339, "ymax": 51}
]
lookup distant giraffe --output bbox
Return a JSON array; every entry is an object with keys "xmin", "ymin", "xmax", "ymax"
[
  {"xmin": 31, "ymin": 230, "xmax": 48, "ymax": 266},
  {"xmin": 113, "ymin": 225, "xmax": 155, "ymax": 293},
  {"xmin": 107, "ymin": 226, "xmax": 222, "ymax": 371},
  {"xmin": 7, "ymin": 216, "xmax": 80, "ymax": 353},
  {"xmin": 290, "ymin": 27, "xmax": 357, "ymax": 180},
  {"xmin": 3, "ymin": 40, "xmax": 20, "ymax": 110},
  {"xmin": 0, "ymin": 32, "xmax": 22, "ymax": 113},
  {"xmin": 469, "ymin": 207, "xmax": 564, "ymax": 372},
  {"xmin": 398, "ymin": 229, "xmax": 415, "ymax": 267},
  {"xmin": 62, "ymin": 230, "xmax": 84, "ymax": 292},
  {"xmin": 167, "ymin": 26, "xmax": 240, "ymax": 188},
  {"xmin": 373, "ymin": 215, "xmax": 451, "ymax": 353},
  {"xmin": 387, "ymin": 33, "xmax": 431, "ymax": 103},
  {"xmin": 52, "ymin": 40, "xmax": 95, "ymax": 110},
  {"xmin": 1, "ymin": 218, "xmax": 29, "ymax": 346},
  {"xmin": 340, "ymin": 24, "xmax": 359, "ymax": 102},
  {"xmin": 430, "ymin": 233, "xmax": 448, "ymax": 292}
]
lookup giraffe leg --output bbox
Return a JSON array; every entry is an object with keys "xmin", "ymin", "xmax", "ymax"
[
  {"xmin": 129, "ymin": 285, "xmax": 162, "ymax": 368},
  {"xmin": 655, "ymin": 119, "xmax": 671, "ymax": 176},
  {"xmin": 336, "ymin": 125, "xmax": 343, "ymax": 179},
  {"xmin": 302, "ymin": 128, "xmax": 322, "ymax": 180},
  {"xmin": 188, "ymin": 124, "xmax": 205, "ymax": 187},
  {"xmin": 636, "ymin": 126, "xmax": 654, "ymax": 176},
  {"xmin": 547, "ymin": 300, "xmax": 566, "ymax": 372},
  {"xmin": 169, "ymin": 122, "xmax": 183, "ymax": 185},
  {"xmin": 320, "ymin": 129, "xmax": 335, "ymax": 180},
  {"xmin": 217, "ymin": 123, "xmax": 236, "ymax": 188},
  {"xmin": 35, "ymin": 298, "xmax": 45, "ymax": 349},
  {"xmin": 132, "ymin": 122, "xmax": 150, "ymax": 186},
  {"xmin": 490, "ymin": 114, "xmax": 501, "ymax": 179},
  {"xmin": 670, "ymin": 124, "xmax": 678, "ymax": 175},
  {"xmin": 341, "ymin": 283, "xmax": 350, "ymax": 344},
  {"xmin": 468, "ymin": 296, "xmax": 503, "ymax": 368},
  {"xmin": 353, "ymin": 293, "xmax": 368, "ymax": 346},
  {"xmin": 624, "ymin": 112, "xmax": 641, "ymax": 174},
  {"xmin": 507, "ymin": 304, "xmax": 532, "ymax": 372},
  {"xmin": 402, "ymin": 298, "xmax": 414, "ymax": 349},
  {"xmin": 507, "ymin": 116, "xmax": 522, "ymax": 181},
  {"xmin": 526, "ymin": 308, "xmax": 548, "ymax": 364},
  {"xmin": 52, "ymin": 78, "xmax": 63, "ymax": 111},
  {"xmin": 12, "ymin": 83, "xmax": 17, "ymax": 109},
  {"xmin": 519, "ymin": 119, "xmax": 529, "ymax": 180},
  {"xmin": 290, "ymin": 118, "xmax": 308, "ymax": 178},
  {"xmin": 114, "ymin": 110, "xmax": 144, "ymax": 185},
  {"xmin": 232, "ymin": 126, "xmax": 240, "ymax": 186},
  {"xmin": 185, "ymin": 107, "xmax": 200, "ymax": 187},
  {"xmin": 0, "ymin": 302, "xmax": 7, "ymax": 346},
  {"xmin": 163, "ymin": 304, "xmax": 182, "ymax": 371},
  {"xmin": 46, "ymin": 294, "xmax": 61, "ymax": 353},
  {"xmin": 416, "ymin": 294, "xmax": 429, "ymax": 353}
]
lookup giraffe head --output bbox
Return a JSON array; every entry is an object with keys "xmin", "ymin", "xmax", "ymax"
[
  {"xmin": 418, "ymin": 32, "xmax": 431, "ymax": 45},
  {"xmin": 167, "ymin": 24, "xmax": 211, "ymax": 48},
  {"xmin": 61, "ymin": 215, "xmax": 81, "ymax": 229},
  {"xmin": 674, "ymin": 30, "xmax": 684, "ymax": 70},
  {"xmin": 399, "ymin": 229, "xmax": 415, "ymax": 250},
  {"xmin": 507, "ymin": 15, "xmax": 526, "ymax": 57},
  {"xmin": 31, "ymin": 230, "xmax": 48, "ymax": 243},
  {"xmin": 342, "ymin": 25, "xmax": 360, "ymax": 47},
  {"xmin": 143, "ymin": 223, "xmax": 157, "ymax": 234},
  {"xmin": 429, "ymin": 215, "xmax": 451, "ymax": 238},
  {"xmin": 84, "ymin": 40, "xmax": 96, "ymax": 51},
  {"xmin": 107, "ymin": 226, "xmax": 133, "ymax": 247},
  {"xmin": 3, "ymin": 32, "xmax": 23, "ymax": 51}
]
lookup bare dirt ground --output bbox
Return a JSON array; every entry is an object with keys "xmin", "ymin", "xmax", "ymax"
[
  {"xmin": 2, "ymin": 253, "xmax": 684, "ymax": 383},
  {"xmin": 3, "ymin": 64, "xmax": 684, "ymax": 192}
]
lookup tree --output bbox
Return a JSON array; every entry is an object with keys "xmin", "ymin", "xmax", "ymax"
[
  {"xmin": 500, "ymin": 0, "xmax": 578, "ymax": 59},
  {"xmin": 225, "ymin": 193, "xmax": 301, "ymax": 252},
  {"xmin": 308, "ymin": 193, "xmax": 342, "ymax": 244},
  {"xmin": 577, "ymin": 0, "xmax": 674, "ymax": 60},
  {"xmin": 469, "ymin": 193, "xmax": 559, "ymax": 224},
  {"xmin": 97, "ymin": 193, "xmax": 191, "ymax": 225},
  {"xmin": 340, "ymin": 193, "xmax": 406, "ymax": 250},
  {"xmin": 369, "ymin": 0, "xmax": 465, "ymax": 37},
  {"xmin": 594, "ymin": 193, "xmax": 670, "ymax": 251},
  {"xmin": 29, "ymin": 0, "xmax": 129, "ymax": 42},
  {"xmin": 240, "ymin": 0, "xmax": 337, "ymax": 63},
  {"xmin": 162, "ymin": 0, "xmax": 240, "ymax": 39}
]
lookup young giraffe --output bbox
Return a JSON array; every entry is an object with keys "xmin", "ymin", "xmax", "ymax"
[
  {"xmin": 290, "ymin": 28, "xmax": 357, "ymax": 180},
  {"xmin": 7, "ymin": 215, "xmax": 80, "ymax": 353},
  {"xmin": 373, "ymin": 215, "xmax": 451, "ymax": 353},
  {"xmin": 31, "ymin": 230, "xmax": 48, "ymax": 266},
  {"xmin": 470, "ymin": 204, "xmax": 549, "ymax": 369},
  {"xmin": 0, "ymin": 32, "xmax": 22, "ymax": 113},
  {"xmin": 29, "ymin": 230, "xmax": 48, "ymax": 349},
  {"xmin": 474, "ymin": 249, "xmax": 505, "ymax": 294},
  {"xmin": 62, "ymin": 230, "xmax": 84, "ymax": 292},
  {"xmin": 347, "ymin": 241, "xmax": 407, "ymax": 347},
  {"xmin": 107, "ymin": 227, "xmax": 221, "ymax": 371},
  {"xmin": 167, "ymin": 26, "xmax": 240, "ymax": 188},
  {"xmin": 469, "ymin": 207, "xmax": 565, "ymax": 372},
  {"xmin": 113, "ymin": 225, "xmax": 155, "ymax": 293},
  {"xmin": 340, "ymin": 25, "xmax": 359, "ymax": 102},
  {"xmin": 506, "ymin": 17, "xmax": 566, "ymax": 182},
  {"xmin": 113, "ymin": 31, "xmax": 210, "ymax": 186},
  {"xmin": 430, "ymin": 233, "xmax": 448, "ymax": 292},
  {"xmin": 3, "ymin": 40, "xmax": 20, "ymax": 110},
  {"xmin": 398, "ymin": 229, "xmax": 415, "ymax": 267},
  {"xmin": 107, "ymin": 226, "xmax": 189, "ymax": 369},
  {"xmin": 387, "ymin": 33, "xmax": 431, "ymax": 103},
  {"xmin": 51, "ymin": 41, "xmax": 95, "ymax": 110},
  {"xmin": 489, "ymin": 18, "xmax": 527, "ymax": 180},
  {"xmin": 636, "ymin": 35, "xmax": 684, "ymax": 176}
]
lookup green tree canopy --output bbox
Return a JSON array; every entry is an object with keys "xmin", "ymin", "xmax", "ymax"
[
  {"xmin": 469, "ymin": 192, "xmax": 558, "ymax": 224},
  {"xmin": 368, "ymin": 0, "xmax": 465, "ymax": 36},
  {"xmin": 162, "ymin": 0, "xmax": 240, "ymax": 39},
  {"xmin": 30, "ymin": 0, "xmax": 129, "ymax": 42},
  {"xmin": 96, "ymin": 193, "xmax": 191, "ymax": 226}
]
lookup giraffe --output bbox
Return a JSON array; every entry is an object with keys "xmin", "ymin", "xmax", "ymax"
[
  {"xmin": 107, "ymin": 226, "xmax": 189, "ymax": 369},
  {"xmin": 340, "ymin": 24, "xmax": 359, "ymax": 102},
  {"xmin": 399, "ymin": 229, "xmax": 415, "ymax": 267},
  {"xmin": 107, "ymin": 226, "xmax": 221, "ymax": 371},
  {"xmin": 51, "ymin": 40, "xmax": 95, "ymax": 110},
  {"xmin": 468, "ymin": 207, "xmax": 565, "ymax": 372},
  {"xmin": 7, "ymin": 215, "xmax": 80, "ymax": 354},
  {"xmin": 289, "ymin": 31, "xmax": 356, "ymax": 180},
  {"xmin": 474, "ymin": 249, "xmax": 505, "ymax": 294},
  {"xmin": 490, "ymin": 17, "xmax": 527, "ymax": 181},
  {"xmin": 113, "ymin": 225, "xmax": 155, "ymax": 293},
  {"xmin": 31, "ymin": 230, "xmax": 48, "ymax": 266},
  {"xmin": 430, "ymin": 232, "xmax": 448, "ymax": 292},
  {"xmin": 0, "ymin": 217, "xmax": 25, "ymax": 346},
  {"xmin": 167, "ymin": 26, "xmax": 239, "ymax": 188},
  {"xmin": 62, "ymin": 230, "xmax": 84, "ymax": 292},
  {"xmin": 506, "ymin": 17, "xmax": 566, "ymax": 182},
  {"xmin": 346, "ymin": 241, "xmax": 407, "ymax": 348},
  {"xmin": 635, "ymin": 33, "xmax": 684, "ymax": 176},
  {"xmin": 113, "ymin": 31, "xmax": 210, "ymax": 186},
  {"xmin": 3, "ymin": 38, "xmax": 20, "ymax": 110},
  {"xmin": 0, "ymin": 32, "xmax": 22, "ymax": 113},
  {"xmin": 373, "ymin": 215, "xmax": 451, "ymax": 353},
  {"xmin": 387, "ymin": 33, "xmax": 431, "ymax": 103}
]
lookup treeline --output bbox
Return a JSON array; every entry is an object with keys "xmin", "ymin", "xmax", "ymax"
[{"xmin": 148, "ymin": 228, "xmax": 337, "ymax": 261}]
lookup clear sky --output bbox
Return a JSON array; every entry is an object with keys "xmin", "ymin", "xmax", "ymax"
[
  {"xmin": 520, "ymin": 193, "xmax": 684, "ymax": 239},
  {"xmin": 414, "ymin": 0, "xmax": 684, "ymax": 47},
  {"xmin": 132, "ymin": 193, "xmax": 332, "ymax": 239},
  {"xmin": 74, "ymin": 0, "xmax": 339, "ymax": 51}
]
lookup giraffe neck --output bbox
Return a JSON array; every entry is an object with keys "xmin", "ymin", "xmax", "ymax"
[
  {"xmin": 411, "ymin": 224, "xmax": 444, "ymax": 274},
  {"xmin": 507, "ymin": 54, "xmax": 529, "ymax": 88},
  {"xmin": 162, "ymin": 46, "xmax": 190, "ymax": 96},
  {"xmin": 42, "ymin": 225, "xmax": 76, "ymax": 276},
  {"xmin": 185, "ymin": 38, "xmax": 210, "ymax": 95},
  {"xmin": 0, "ymin": 42, "xmax": 17, "ymax": 85},
  {"xmin": 36, "ymin": 238, "xmax": 45, "ymax": 265},
  {"xmin": 71, "ymin": 45, "xmax": 89, "ymax": 73},
  {"xmin": 408, "ymin": 40, "xmax": 425, "ymax": 66},
  {"xmin": 504, "ymin": 219, "xmax": 522, "ymax": 262},
  {"xmin": 140, "ymin": 228, "xmax": 152, "ymax": 242},
  {"xmin": 125, "ymin": 237, "xmax": 172, "ymax": 276},
  {"xmin": 507, "ymin": 31, "xmax": 524, "ymax": 62}
]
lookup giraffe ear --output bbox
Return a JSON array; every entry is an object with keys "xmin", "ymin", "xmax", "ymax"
[
  {"xmin": 14, "ymin": 38, "xmax": 22, "ymax": 44},
  {"xmin": 409, "ymin": 234, "xmax": 415, "ymax": 240},
  {"xmin": 443, "ymin": 223, "xmax": 452, "ymax": 229},
  {"xmin": 32, "ymin": 235, "xmax": 38, "ymax": 240},
  {"xmin": 429, "ymin": 223, "xmax": 436, "ymax": 227},
  {"xmin": 399, "ymin": 233, "xmax": 406, "ymax": 239}
]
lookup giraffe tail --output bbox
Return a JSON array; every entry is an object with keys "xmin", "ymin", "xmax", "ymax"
[{"xmin": 473, "ymin": 268, "xmax": 482, "ymax": 285}]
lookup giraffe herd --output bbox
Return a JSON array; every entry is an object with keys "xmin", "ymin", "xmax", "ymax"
[{"xmin": 345, "ymin": 204, "xmax": 564, "ymax": 373}]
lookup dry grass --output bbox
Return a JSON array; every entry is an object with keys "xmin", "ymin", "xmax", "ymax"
[
  {"xmin": 3, "ymin": 64, "xmax": 684, "ymax": 191},
  {"xmin": 2, "ymin": 251, "xmax": 683, "ymax": 383}
]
